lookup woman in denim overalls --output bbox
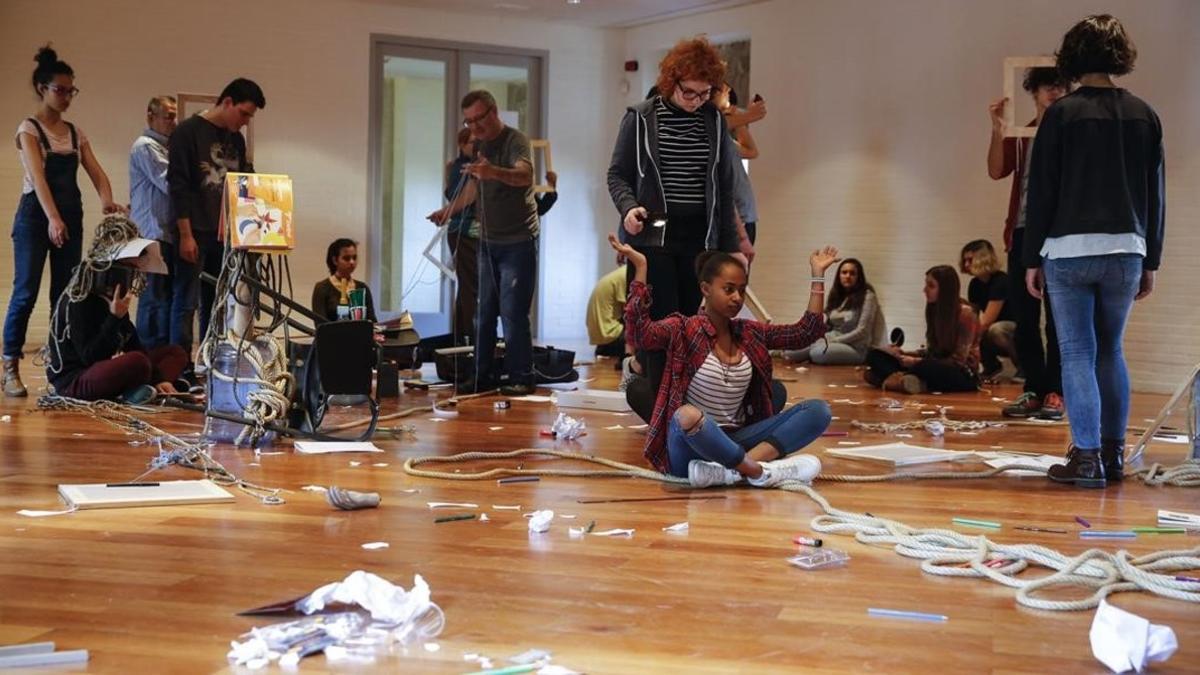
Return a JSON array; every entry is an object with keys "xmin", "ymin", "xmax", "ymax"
[{"xmin": 2, "ymin": 46, "xmax": 123, "ymax": 397}]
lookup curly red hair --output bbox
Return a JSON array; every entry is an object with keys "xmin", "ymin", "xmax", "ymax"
[{"xmin": 655, "ymin": 37, "xmax": 726, "ymax": 101}]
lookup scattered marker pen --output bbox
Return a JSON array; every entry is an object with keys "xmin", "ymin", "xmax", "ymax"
[
  {"xmin": 952, "ymin": 517, "xmax": 1001, "ymax": 529},
  {"xmin": 1075, "ymin": 516, "xmax": 1092, "ymax": 528},
  {"xmin": 794, "ymin": 536, "xmax": 823, "ymax": 547},
  {"xmin": 868, "ymin": 607, "xmax": 948, "ymax": 622}
]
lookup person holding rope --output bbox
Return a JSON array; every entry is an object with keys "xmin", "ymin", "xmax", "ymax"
[{"xmin": 610, "ymin": 232, "xmax": 834, "ymax": 488}]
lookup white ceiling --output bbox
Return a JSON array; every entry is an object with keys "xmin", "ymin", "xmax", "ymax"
[{"xmin": 366, "ymin": 0, "xmax": 762, "ymax": 28}]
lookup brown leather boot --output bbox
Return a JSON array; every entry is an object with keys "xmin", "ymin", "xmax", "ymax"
[
  {"xmin": 2, "ymin": 358, "xmax": 27, "ymax": 398},
  {"xmin": 1100, "ymin": 438, "xmax": 1124, "ymax": 483},
  {"xmin": 882, "ymin": 371, "xmax": 925, "ymax": 395}
]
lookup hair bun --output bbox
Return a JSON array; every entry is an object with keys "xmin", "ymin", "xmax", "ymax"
[{"xmin": 34, "ymin": 45, "xmax": 58, "ymax": 67}]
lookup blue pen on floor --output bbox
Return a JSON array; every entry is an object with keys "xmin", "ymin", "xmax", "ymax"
[
  {"xmin": 1079, "ymin": 530, "xmax": 1136, "ymax": 539},
  {"xmin": 868, "ymin": 607, "xmax": 948, "ymax": 622}
]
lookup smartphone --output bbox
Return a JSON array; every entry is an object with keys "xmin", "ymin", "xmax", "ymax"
[{"xmin": 645, "ymin": 211, "xmax": 668, "ymax": 247}]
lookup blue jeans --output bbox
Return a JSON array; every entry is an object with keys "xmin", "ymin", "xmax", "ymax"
[
  {"xmin": 1043, "ymin": 254, "xmax": 1142, "ymax": 449},
  {"xmin": 666, "ymin": 399, "xmax": 832, "ymax": 478},
  {"xmin": 136, "ymin": 240, "xmax": 175, "ymax": 349},
  {"xmin": 3, "ymin": 194, "xmax": 82, "ymax": 359},
  {"xmin": 476, "ymin": 238, "xmax": 537, "ymax": 384},
  {"xmin": 171, "ymin": 233, "xmax": 224, "ymax": 358}
]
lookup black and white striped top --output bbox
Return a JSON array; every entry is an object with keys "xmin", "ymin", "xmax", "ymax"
[
  {"xmin": 655, "ymin": 98, "xmax": 709, "ymax": 207},
  {"xmin": 685, "ymin": 351, "xmax": 752, "ymax": 426}
]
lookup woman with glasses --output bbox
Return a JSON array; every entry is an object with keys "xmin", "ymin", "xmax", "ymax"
[
  {"xmin": 607, "ymin": 36, "xmax": 747, "ymax": 409},
  {"xmin": 3, "ymin": 46, "xmax": 123, "ymax": 398}
]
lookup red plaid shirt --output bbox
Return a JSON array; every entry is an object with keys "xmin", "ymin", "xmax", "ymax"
[{"xmin": 625, "ymin": 280, "xmax": 826, "ymax": 473}]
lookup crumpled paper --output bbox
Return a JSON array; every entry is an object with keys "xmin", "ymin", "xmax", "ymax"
[
  {"xmin": 528, "ymin": 510, "xmax": 554, "ymax": 533},
  {"xmin": 551, "ymin": 412, "xmax": 586, "ymax": 441},
  {"xmin": 297, "ymin": 570, "xmax": 434, "ymax": 626},
  {"xmin": 1090, "ymin": 599, "xmax": 1177, "ymax": 673}
]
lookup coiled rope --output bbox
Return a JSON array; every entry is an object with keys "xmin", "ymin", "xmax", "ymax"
[
  {"xmin": 402, "ymin": 449, "xmax": 1200, "ymax": 611},
  {"xmin": 37, "ymin": 395, "xmax": 287, "ymax": 504}
]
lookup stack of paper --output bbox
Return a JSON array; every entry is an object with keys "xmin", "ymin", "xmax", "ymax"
[{"xmin": 1157, "ymin": 510, "xmax": 1200, "ymax": 529}]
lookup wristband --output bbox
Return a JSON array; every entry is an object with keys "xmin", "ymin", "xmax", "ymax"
[{"xmin": 809, "ymin": 277, "xmax": 826, "ymax": 282}]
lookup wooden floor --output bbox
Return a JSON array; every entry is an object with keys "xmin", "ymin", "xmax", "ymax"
[{"xmin": 2, "ymin": 355, "xmax": 1198, "ymax": 674}]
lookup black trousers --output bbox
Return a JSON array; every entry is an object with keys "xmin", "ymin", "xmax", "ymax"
[
  {"xmin": 1008, "ymin": 229, "xmax": 1062, "ymax": 398},
  {"xmin": 865, "ymin": 348, "xmax": 978, "ymax": 393}
]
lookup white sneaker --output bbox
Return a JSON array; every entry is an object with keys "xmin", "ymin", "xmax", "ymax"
[
  {"xmin": 617, "ymin": 356, "xmax": 638, "ymax": 392},
  {"xmin": 748, "ymin": 454, "xmax": 822, "ymax": 488},
  {"xmin": 687, "ymin": 460, "xmax": 741, "ymax": 488}
]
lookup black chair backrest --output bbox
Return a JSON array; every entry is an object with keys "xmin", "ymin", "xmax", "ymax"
[{"xmin": 315, "ymin": 320, "xmax": 375, "ymax": 395}]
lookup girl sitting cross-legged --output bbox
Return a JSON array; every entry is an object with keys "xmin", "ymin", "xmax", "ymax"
[{"xmin": 610, "ymin": 232, "xmax": 835, "ymax": 488}]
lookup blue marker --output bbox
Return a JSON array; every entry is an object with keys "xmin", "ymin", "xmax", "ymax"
[{"xmin": 1079, "ymin": 530, "xmax": 1137, "ymax": 539}]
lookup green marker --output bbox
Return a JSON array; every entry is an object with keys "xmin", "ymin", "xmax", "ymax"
[
  {"xmin": 952, "ymin": 517, "xmax": 1002, "ymax": 529},
  {"xmin": 463, "ymin": 664, "xmax": 540, "ymax": 675},
  {"xmin": 1132, "ymin": 526, "xmax": 1187, "ymax": 534},
  {"xmin": 434, "ymin": 513, "xmax": 476, "ymax": 524}
]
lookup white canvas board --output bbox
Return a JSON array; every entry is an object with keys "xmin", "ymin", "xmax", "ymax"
[
  {"xmin": 105, "ymin": 238, "xmax": 168, "ymax": 275},
  {"xmin": 294, "ymin": 441, "xmax": 383, "ymax": 454},
  {"xmin": 58, "ymin": 479, "xmax": 235, "ymax": 510},
  {"xmin": 824, "ymin": 442, "xmax": 969, "ymax": 466}
]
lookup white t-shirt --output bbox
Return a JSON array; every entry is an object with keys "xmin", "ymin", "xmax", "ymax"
[
  {"xmin": 685, "ymin": 351, "xmax": 752, "ymax": 427},
  {"xmin": 15, "ymin": 119, "xmax": 89, "ymax": 195}
]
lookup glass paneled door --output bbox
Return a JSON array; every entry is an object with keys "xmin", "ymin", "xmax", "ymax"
[{"xmin": 370, "ymin": 39, "xmax": 544, "ymax": 339}]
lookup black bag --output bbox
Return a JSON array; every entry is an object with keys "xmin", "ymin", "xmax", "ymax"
[{"xmin": 434, "ymin": 344, "xmax": 578, "ymax": 384}]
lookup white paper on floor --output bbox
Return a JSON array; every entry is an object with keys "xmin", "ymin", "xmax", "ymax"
[
  {"xmin": 662, "ymin": 522, "xmax": 689, "ymax": 533},
  {"xmin": 493, "ymin": 504, "xmax": 521, "ymax": 510},
  {"xmin": 373, "ymin": 463, "xmax": 389, "ymax": 467},
  {"xmin": 17, "ymin": 507, "xmax": 77, "ymax": 517},
  {"xmin": 528, "ymin": 510, "xmax": 554, "ymax": 533},
  {"xmin": 603, "ymin": 425, "xmax": 624, "ymax": 430},
  {"xmin": 977, "ymin": 452, "xmax": 1063, "ymax": 476},
  {"xmin": 295, "ymin": 441, "xmax": 383, "ymax": 454},
  {"xmin": 361, "ymin": 542, "xmax": 389, "ymax": 550},
  {"xmin": 489, "ymin": 426, "xmax": 505, "ymax": 431},
  {"xmin": 428, "ymin": 502, "xmax": 479, "ymax": 509},
  {"xmin": 297, "ymin": 570, "xmax": 440, "ymax": 626},
  {"xmin": 428, "ymin": 418, "xmax": 448, "ymax": 423},
  {"xmin": 628, "ymin": 424, "xmax": 649, "ymax": 430},
  {"xmin": 1090, "ymin": 599, "xmax": 1177, "ymax": 673},
  {"xmin": 511, "ymin": 395, "xmax": 555, "ymax": 403},
  {"xmin": 348, "ymin": 461, "xmax": 362, "ymax": 467},
  {"xmin": 301, "ymin": 485, "xmax": 328, "ymax": 493},
  {"xmin": 591, "ymin": 528, "xmax": 635, "ymax": 537}
]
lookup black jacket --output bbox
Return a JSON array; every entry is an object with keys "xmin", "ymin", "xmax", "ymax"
[
  {"xmin": 1023, "ymin": 87, "xmax": 1165, "ymax": 270},
  {"xmin": 47, "ymin": 292, "xmax": 141, "ymax": 391},
  {"xmin": 606, "ymin": 98, "xmax": 739, "ymax": 252}
]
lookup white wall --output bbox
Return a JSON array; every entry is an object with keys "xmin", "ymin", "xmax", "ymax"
[
  {"xmin": 0, "ymin": 0, "xmax": 621, "ymax": 350},
  {"xmin": 618, "ymin": 0, "xmax": 1200, "ymax": 393}
]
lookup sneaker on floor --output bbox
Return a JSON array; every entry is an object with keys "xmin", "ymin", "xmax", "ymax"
[
  {"xmin": 498, "ymin": 382, "xmax": 536, "ymax": 397},
  {"xmin": 687, "ymin": 460, "xmax": 741, "ymax": 488},
  {"xmin": 1001, "ymin": 392, "xmax": 1042, "ymax": 418},
  {"xmin": 175, "ymin": 369, "xmax": 203, "ymax": 394},
  {"xmin": 617, "ymin": 356, "xmax": 638, "ymax": 392},
  {"xmin": 1037, "ymin": 393, "xmax": 1065, "ymax": 420},
  {"xmin": 748, "ymin": 454, "xmax": 822, "ymax": 488},
  {"xmin": 118, "ymin": 384, "xmax": 157, "ymax": 405}
]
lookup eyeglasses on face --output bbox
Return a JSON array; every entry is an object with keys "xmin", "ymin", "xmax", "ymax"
[
  {"xmin": 462, "ymin": 106, "xmax": 494, "ymax": 128},
  {"xmin": 46, "ymin": 84, "xmax": 80, "ymax": 98},
  {"xmin": 675, "ymin": 82, "xmax": 713, "ymax": 101}
]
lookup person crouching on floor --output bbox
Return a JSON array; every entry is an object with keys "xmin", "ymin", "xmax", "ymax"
[
  {"xmin": 864, "ymin": 265, "xmax": 981, "ymax": 394},
  {"xmin": 610, "ymin": 232, "xmax": 834, "ymax": 488},
  {"xmin": 46, "ymin": 264, "xmax": 188, "ymax": 402}
]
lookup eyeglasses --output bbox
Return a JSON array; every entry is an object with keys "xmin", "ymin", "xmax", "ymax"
[
  {"xmin": 675, "ymin": 82, "xmax": 713, "ymax": 102},
  {"xmin": 462, "ymin": 106, "xmax": 494, "ymax": 128},
  {"xmin": 46, "ymin": 84, "xmax": 80, "ymax": 98}
]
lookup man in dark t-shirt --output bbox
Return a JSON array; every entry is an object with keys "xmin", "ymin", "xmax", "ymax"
[{"xmin": 167, "ymin": 78, "xmax": 264, "ymax": 379}]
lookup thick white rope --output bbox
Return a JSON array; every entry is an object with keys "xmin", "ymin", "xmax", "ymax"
[{"xmin": 403, "ymin": 449, "xmax": 1200, "ymax": 611}]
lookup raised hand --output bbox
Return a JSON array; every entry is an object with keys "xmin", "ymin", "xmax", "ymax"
[
  {"xmin": 989, "ymin": 97, "xmax": 1008, "ymax": 133},
  {"xmin": 809, "ymin": 245, "xmax": 841, "ymax": 276},
  {"xmin": 607, "ymin": 232, "xmax": 646, "ymax": 270},
  {"xmin": 109, "ymin": 284, "xmax": 132, "ymax": 318}
]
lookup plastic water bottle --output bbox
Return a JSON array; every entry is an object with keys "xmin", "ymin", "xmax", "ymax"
[{"xmin": 203, "ymin": 341, "xmax": 277, "ymax": 447}]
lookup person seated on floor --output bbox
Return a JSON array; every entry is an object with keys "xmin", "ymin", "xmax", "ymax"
[
  {"xmin": 46, "ymin": 264, "xmax": 188, "ymax": 402},
  {"xmin": 610, "ymin": 232, "xmax": 834, "ymax": 488},
  {"xmin": 783, "ymin": 258, "xmax": 884, "ymax": 365},
  {"xmin": 587, "ymin": 262, "xmax": 628, "ymax": 361},
  {"xmin": 864, "ymin": 265, "xmax": 980, "ymax": 394},
  {"xmin": 960, "ymin": 239, "xmax": 1017, "ymax": 382},
  {"xmin": 312, "ymin": 238, "xmax": 377, "ymax": 323}
]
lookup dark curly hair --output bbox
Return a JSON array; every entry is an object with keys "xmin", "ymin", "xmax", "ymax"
[
  {"xmin": 1055, "ymin": 14, "xmax": 1137, "ymax": 81},
  {"xmin": 325, "ymin": 238, "xmax": 357, "ymax": 274},
  {"xmin": 655, "ymin": 37, "xmax": 726, "ymax": 104},
  {"xmin": 32, "ymin": 45, "xmax": 73, "ymax": 95},
  {"xmin": 1022, "ymin": 66, "xmax": 1069, "ymax": 93}
]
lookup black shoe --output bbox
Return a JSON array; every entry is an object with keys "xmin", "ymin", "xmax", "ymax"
[
  {"xmin": 498, "ymin": 382, "xmax": 536, "ymax": 397},
  {"xmin": 1100, "ymin": 438, "xmax": 1124, "ymax": 483},
  {"xmin": 176, "ymin": 368, "xmax": 204, "ymax": 394},
  {"xmin": 1047, "ymin": 446, "xmax": 1106, "ymax": 488}
]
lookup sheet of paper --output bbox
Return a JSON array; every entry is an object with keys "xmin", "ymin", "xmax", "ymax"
[
  {"xmin": 978, "ymin": 452, "xmax": 1062, "ymax": 476},
  {"xmin": 294, "ymin": 441, "xmax": 383, "ymax": 454},
  {"xmin": 427, "ymin": 502, "xmax": 479, "ymax": 509},
  {"xmin": 591, "ymin": 528, "xmax": 635, "ymax": 537},
  {"xmin": 1089, "ymin": 599, "xmax": 1177, "ymax": 673}
]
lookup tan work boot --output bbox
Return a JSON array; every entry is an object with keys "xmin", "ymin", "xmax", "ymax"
[
  {"xmin": 882, "ymin": 371, "xmax": 925, "ymax": 395},
  {"xmin": 3, "ymin": 358, "xmax": 28, "ymax": 397}
]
